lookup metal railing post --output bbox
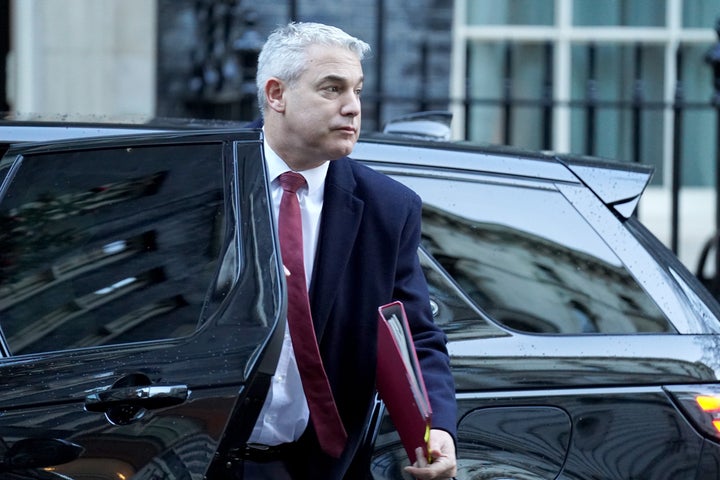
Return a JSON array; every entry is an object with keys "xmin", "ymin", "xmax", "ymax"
[
  {"xmin": 375, "ymin": 0, "xmax": 385, "ymax": 130},
  {"xmin": 631, "ymin": 43, "xmax": 644, "ymax": 218},
  {"xmin": 585, "ymin": 43, "xmax": 597, "ymax": 156},
  {"xmin": 502, "ymin": 43, "xmax": 513, "ymax": 145},
  {"xmin": 671, "ymin": 46, "xmax": 684, "ymax": 255},
  {"xmin": 542, "ymin": 42, "xmax": 554, "ymax": 151}
]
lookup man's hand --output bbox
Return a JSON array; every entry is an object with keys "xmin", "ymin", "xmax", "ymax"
[{"xmin": 404, "ymin": 428, "xmax": 457, "ymax": 479}]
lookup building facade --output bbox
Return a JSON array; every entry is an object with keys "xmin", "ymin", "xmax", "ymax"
[{"xmin": 4, "ymin": 0, "xmax": 720, "ymax": 270}]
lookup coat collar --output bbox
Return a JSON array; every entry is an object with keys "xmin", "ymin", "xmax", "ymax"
[{"xmin": 309, "ymin": 157, "xmax": 364, "ymax": 338}]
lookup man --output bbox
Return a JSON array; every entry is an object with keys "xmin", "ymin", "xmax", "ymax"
[{"xmin": 243, "ymin": 22, "xmax": 457, "ymax": 479}]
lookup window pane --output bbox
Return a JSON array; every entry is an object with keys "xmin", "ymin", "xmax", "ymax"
[
  {"xmin": 569, "ymin": 44, "xmax": 665, "ymax": 103},
  {"xmin": 683, "ymin": 0, "xmax": 718, "ymax": 28},
  {"xmin": 466, "ymin": 42, "xmax": 504, "ymax": 144},
  {"xmin": 679, "ymin": 44, "xmax": 715, "ymax": 187},
  {"xmin": 573, "ymin": 0, "xmax": 666, "ymax": 26},
  {"xmin": 420, "ymin": 249, "xmax": 507, "ymax": 341},
  {"xmin": 468, "ymin": 0, "xmax": 554, "ymax": 26},
  {"xmin": 403, "ymin": 176, "xmax": 672, "ymax": 334},
  {"xmin": 0, "ymin": 143, "xmax": 227, "ymax": 354},
  {"xmin": 466, "ymin": 42, "xmax": 551, "ymax": 149},
  {"xmin": 568, "ymin": 43, "xmax": 665, "ymax": 184}
]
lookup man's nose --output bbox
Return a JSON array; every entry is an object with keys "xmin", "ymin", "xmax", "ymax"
[{"xmin": 341, "ymin": 92, "xmax": 361, "ymax": 116}]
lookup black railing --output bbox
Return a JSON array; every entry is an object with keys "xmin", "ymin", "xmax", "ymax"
[
  {"xmin": 171, "ymin": 2, "xmax": 720, "ymax": 291},
  {"xmin": 672, "ymin": 46, "xmax": 684, "ymax": 255},
  {"xmin": 365, "ymin": 31, "xmax": 720, "ymax": 294},
  {"xmin": 450, "ymin": 39, "xmax": 719, "ymax": 262}
]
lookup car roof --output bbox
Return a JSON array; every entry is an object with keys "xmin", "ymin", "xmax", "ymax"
[
  {"xmin": 0, "ymin": 116, "xmax": 653, "ymax": 218},
  {"xmin": 355, "ymin": 134, "xmax": 653, "ymax": 218},
  {"xmin": 0, "ymin": 114, "xmax": 247, "ymax": 142}
]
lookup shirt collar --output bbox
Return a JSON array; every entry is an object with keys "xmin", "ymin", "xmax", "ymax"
[{"xmin": 263, "ymin": 134, "xmax": 329, "ymax": 195}]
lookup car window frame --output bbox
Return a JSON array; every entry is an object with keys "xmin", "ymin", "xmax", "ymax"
[
  {"xmin": 373, "ymin": 160, "xmax": 719, "ymax": 336},
  {"xmin": 0, "ymin": 129, "xmax": 284, "ymax": 371}
]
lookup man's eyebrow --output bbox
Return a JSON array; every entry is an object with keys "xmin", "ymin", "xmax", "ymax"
[{"xmin": 319, "ymin": 74, "xmax": 364, "ymax": 84}]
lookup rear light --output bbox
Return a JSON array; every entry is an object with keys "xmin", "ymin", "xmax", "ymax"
[{"xmin": 665, "ymin": 385, "xmax": 720, "ymax": 440}]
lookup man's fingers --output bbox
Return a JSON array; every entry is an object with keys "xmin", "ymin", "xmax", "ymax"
[
  {"xmin": 405, "ymin": 451, "xmax": 456, "ymax": 480},
  {"xmin": 415, "ymin": 447, "xmax": 428, "ymax": 467}
]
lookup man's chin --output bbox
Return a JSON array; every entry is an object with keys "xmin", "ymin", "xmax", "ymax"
[{"xmin": 328, "ymin": 140, "xmax": 357, "ymax": 159}]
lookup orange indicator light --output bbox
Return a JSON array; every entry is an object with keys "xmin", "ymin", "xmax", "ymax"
[
  {"xmin": 696, "ymin": 395, "xmax": 720, "ymax": 412},
  {"xmin": 713, "ymin": 420, "xmax": 720, "ymax": 433}
]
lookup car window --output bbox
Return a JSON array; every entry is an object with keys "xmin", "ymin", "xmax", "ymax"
[
  {"xmin": 0, "ymin": 142, "xmax": 229, "ymax": 355},
  {"xmin": 401, "ymin": 174, "xmax": 673, "ymax": 334},
  {"xmin": 420, "ymin": 247, "xmax": 510, "ymax": 340}
]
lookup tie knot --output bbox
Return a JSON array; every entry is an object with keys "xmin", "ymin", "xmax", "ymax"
[{"xmin": 278, "ymin": 171, "xmax": 306, "ymax": 194}]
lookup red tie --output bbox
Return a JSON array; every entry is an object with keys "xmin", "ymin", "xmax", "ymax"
[{"xmin": 277, "ymin": 171, "xmax": 348, "ymax": 458}]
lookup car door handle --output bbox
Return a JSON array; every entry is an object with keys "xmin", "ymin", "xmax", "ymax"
[{"xmin": 84, "ymin": 384, "xmax": 189, "ymax": 412}]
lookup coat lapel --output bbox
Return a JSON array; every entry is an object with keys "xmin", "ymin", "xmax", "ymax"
[{"xmin": 310, "ymin": 158, "xmax": 363, "ymax": 338}]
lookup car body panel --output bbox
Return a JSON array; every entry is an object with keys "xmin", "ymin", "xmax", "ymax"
[
  {"xmin": 353, "ymin": 138, "xmax": 581, "ymax": 185},
  {"xmin": 2, "ymin": 121, "xmax": 720, "ymax": 479},
  {"xmin": 351, "ymin": 138, "xmax": 720, "ymax": 479},
  {"xmin": 0, "ymin": 130, "xmax": 283, "ymax": 479},
  {"xmin": 456, "ymin": 389, "xmax": 704, "ymax": 479}
]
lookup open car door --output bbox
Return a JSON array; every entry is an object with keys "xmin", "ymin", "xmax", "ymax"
[{"xmin": 0, "ymin": 130, "xmax": 284, "ymax": 479}]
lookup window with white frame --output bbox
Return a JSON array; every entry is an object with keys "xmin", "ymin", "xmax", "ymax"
[{"xmin": 451, "ymin": 0, "xmax": 717, "ymax": 187}]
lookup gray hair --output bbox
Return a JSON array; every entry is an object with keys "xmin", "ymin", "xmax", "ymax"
[{"xmin": 256, "ymin": 22, "xmax": 371, "ymax": 114}]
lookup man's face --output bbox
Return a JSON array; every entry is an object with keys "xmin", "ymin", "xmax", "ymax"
[{"xmin": 273, "ymin": 44, "xmax": 364, "ymax": 170}]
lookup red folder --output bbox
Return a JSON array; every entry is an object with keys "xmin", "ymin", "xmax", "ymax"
[{"xmin": 376, "ymin": 301, "xmax": 432, "ymax": 464}]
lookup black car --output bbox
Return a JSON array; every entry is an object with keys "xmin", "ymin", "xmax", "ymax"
[{"xmin": 2, "ymin": 119, "xmax": 720, "ymax": 479}]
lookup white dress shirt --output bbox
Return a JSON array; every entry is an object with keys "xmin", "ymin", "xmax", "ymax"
[{"xmin": 248, "ymin": 136, "xmax": 330, "ymax": 445}]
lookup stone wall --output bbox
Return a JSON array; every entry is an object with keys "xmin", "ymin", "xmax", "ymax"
[{"xmin": 9, "ymin": 0, "xmax": 156, "ymax": 117}]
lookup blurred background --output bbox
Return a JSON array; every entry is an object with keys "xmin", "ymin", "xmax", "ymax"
[{"xmin": 2, "ymin": 0, "xmax": 720, "ymax": 274}]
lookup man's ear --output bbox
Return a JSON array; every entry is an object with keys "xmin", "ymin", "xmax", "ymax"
[{"xmin": 265, "ymin": 78, "xmax": 286, "ymax": 113}]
